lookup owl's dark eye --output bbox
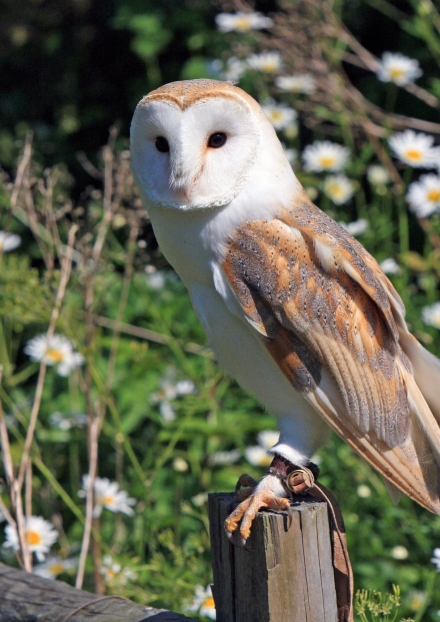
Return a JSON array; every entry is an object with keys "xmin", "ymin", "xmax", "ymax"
[
  {"xmin": 155, "ymin": 136, "xmax": 169, "ymax": 153},
  {"xmin": 208, "ymin": 132, "xmax": 227, "ymax": 149}
]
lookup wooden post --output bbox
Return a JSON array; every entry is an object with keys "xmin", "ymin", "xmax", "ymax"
[
  {"xmin": 208, "ymin": 492, "xmax": 338, "ymax": 622},
  {"xmin": 0, "ymin": 562, "xmax": 196, "ymax": 622}
]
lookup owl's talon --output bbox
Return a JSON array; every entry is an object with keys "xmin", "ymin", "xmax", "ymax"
[
  {"xmin": 226, "ymin": 528, "xmax": 248, "ymax": 549},
  {"xmin": 225, "ymin": 484, "xmax": 291, "ymax": 545}
]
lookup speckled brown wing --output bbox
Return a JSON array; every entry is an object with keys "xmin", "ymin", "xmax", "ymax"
[{"xmin": 222, "ymin": 196, "xmax": 440, "ymax": 514}]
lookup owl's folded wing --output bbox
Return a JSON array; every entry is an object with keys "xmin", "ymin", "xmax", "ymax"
[{"xmin": 221, "ymin": 197, "xmax": 440, "ymax": 513}]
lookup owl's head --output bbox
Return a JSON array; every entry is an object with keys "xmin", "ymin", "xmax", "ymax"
[{"xmin": 130, "ymin": 79, "xmax": 285, "ymax": 211}]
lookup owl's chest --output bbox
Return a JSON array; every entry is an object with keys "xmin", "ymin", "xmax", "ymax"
[{"xmin": 148, "ymin": 206, "xmax": 229, "ymax": 288}]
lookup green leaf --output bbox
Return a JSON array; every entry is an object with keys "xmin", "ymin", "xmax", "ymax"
[{"xmin": 129, "ymin": 15, "xmax": 172, "ymax": 61}]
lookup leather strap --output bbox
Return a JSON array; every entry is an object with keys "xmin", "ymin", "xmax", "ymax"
[{"xmin": 269, "ymin": 455, "xmax": 354, "ymax": 622}]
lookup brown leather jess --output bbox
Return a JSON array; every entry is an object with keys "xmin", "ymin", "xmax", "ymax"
[{"xmin": 268, "ymin": 455, "xmax": 354, "ymax": 622}]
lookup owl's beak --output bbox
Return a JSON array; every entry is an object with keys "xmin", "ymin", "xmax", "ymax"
[
  {"xmin": 170, "ymin": 157, "xmax": 192, "ymax": 203},
  {"xmin": 174, "ymin": 184, "xmax": 190, "ymax": 203}
]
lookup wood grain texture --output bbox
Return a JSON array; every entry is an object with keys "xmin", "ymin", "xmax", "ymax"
[
  {"xmin": 208, "ymin": 492, "xmax": 337, "ymax": 622},
  {"xmin": 0, "ymin": 562, "xmax": 196, "ymax": 622}
]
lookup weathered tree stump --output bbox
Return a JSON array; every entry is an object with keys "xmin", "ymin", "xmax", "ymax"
[
  {"xmin": 0, "ymin": 562, "xmax": 196, "ymax": 622},
  {"xmin": 208, "ymin": 492, "xmax": 338, "ymax": 622}
]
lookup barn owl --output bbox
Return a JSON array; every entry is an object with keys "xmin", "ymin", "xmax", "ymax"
[{"xmin": 131, "ymin": 79, "xmax": 440, "ymax": 546}]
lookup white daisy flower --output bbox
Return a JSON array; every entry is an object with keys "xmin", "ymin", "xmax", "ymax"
[
  {"xmin": 150, "ymin": 372, "xmax": 196, "ymax": 423},
  {"xmin": 175, "ymin": 380, "xmax": 196, "ymax": 395},
  {"xmin": 49, "ymin": 411, "xmax": 88, "ymax": 430},
  {"xmin": 431, "ymin": 548, "xmax": 440, "ymax": 571},
  {"xmin": 222, "ymin": 57, "xmax": 247, "ymax": 82},
  {"xmin": 388, "ymin": 130, "xmax": 438, "ymax": 168},
  {"xmin": 302, "ymin": 141, "xmax": 350, "ymax": 172},
  {"xmin": 24, "ymin": 334, "xmax": 84, "ymax": 377},
  {"xmin": 367, "ymin": 165, "xmax": 391, "ymax": 186},
  {"xmin": 257, "ymin": 430, "xmax": 280, "ymax": 450},
  {"xmin": 191, "ymin": 492, "xmax": 208, "ymax": 507},
  {"xmin": 247, "ymin": 51, "xmax": 283, "ymax": 74},
  {"xmin": 33, "ymin": 556, "xmax": 77, "ymax": 579},
  {"xmin": 245, "ymin": 445, "xmax": 272, "ymax": 467},
  {"xmin": 160, "ymin": 401, "xmax": 176, "ymax": 422},
  {"xmin": 208, "ymin": 449, "xmax": 241, "ymax": 466},
  {"xmin": 324, "ymin": 175, "xmax": 355, "ymax": 205},
  {"xmin": 407, "ymin": 590, "xmax": 427, "ymax": 612},
  {"xmin": 283, "ymin": 124, "xmax": 298, "ymax": 140},
  {"xmin": 79, "ymin": 475, "xmax": 137, "ymax": 518},
  {"xmin": 3, "ymin": 516, "xmax": 58, "ymax": 562},
  {"xmin": 379, "ymin": 258, "xmax": 401, "ymax": 275},
  {"xmin": 100, "ymin": 554, "xmax": 137, "ymax": 585},
  {"xmin": 215, "ymin": 11, "xmax": 273, "ymax": 32},
  {"xmin": 186, "ymin": 585, "xmax": 216, "ymax": 620},
  {"xmin": 391, "ymin": 545, "xmax": 408, "ymax": 560},
  {"xmin": 376, "ymin": 52, "xmax": 422, "ymax": 86},
  {"xmin": 0, "ymin": 231, "xmax": 21, "ymax": 252},
  {"xmin": 305, "ymin": 186, "xmax": 318, "ymax": 201},
  {"xmin": 357, "ymin": 485, "xmax": 371, "ymax": 498},
  {"xmin": 339, "ymin": 219, "xmax": 368, "ymax": 237},
  {"xmin": 422, "ymin": 302, "xmax": 440, "ymax": 329},
  {"xmin": 146, "ymin": 270, "xmax": 166, "ymax": 290},
  {"xmin": 407, "ymin": 174, "xmax": 440, "ymax": 217},
  {"xmin": 261, "ymin": 101, "xmax": 297, "ymax": 130},
  {"xmin": 151, "ymin": 372, "xmax": 195, "ymax": 403},
  {"xmin": 275, "ymin": 74, "xmax": 316, "ymax": 94},
  {"xmin": 57, "ymin": 352, "xmax": 84, "ymax": 377},
  {"xmin": 173, "ymin": 457, "xmax": 189, "ymax": 472}
]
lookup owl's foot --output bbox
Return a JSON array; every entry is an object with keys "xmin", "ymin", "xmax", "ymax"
[{"xmin": 224, "ymin": 473, "xmax": 292, "ymax": 547}]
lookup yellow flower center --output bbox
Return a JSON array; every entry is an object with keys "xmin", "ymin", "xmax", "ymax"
[
  {"xmin": 27, "ymin": 530, "xmax": 42, "ymax": 545},
  {"xmin": 427, "ymin": 189, "xmax": 440, "ymax": 202},
  {"xmin": 50, "ymin": 563, "xmax": 65, "ymax": 574},
  {"xmin": 409, "ymin": 595, "xmax": 424, "ymax": 610},
  {"xmin": 103, "ymin": 495, "xmax": 115, "ymax": 505},
  {"xmin": 433, "ymin": 313, "xmax": 440, "ymax": 328},
  {"xmin": 389, "ymin": 68, "xmax": 404, "ymax": 80},
  {"xmin": 319, "ymin": 156, "xmax": 336, "ymax": 168},
  {"xmin": 203, "ymin": 597, "xmax": 215, "ymax": 609},
  {"xmin": 46, "ymin": 348, "xmax": 64, "ymax": 362},
  {"xmin": 262, "ymin": 61, "xmax": 277, "ymax": 72},
  {"xmin": 258, "ymin": 455, "xmax": 272, "ymax": 466},
  {"xmin": 235, "ymin": 16, "xmax": 251, "ymax": 30},
  {"xmin": 404, "ymin": 149, "xmax": 423, "ymax": 161},
  {"xmin": 107, "ymin": 570, "xmax": 116, "ymax": 579},
  {"xmin": 270, "ymin": 111, "xmax": 282, "ymax": 121},
  {"xmin": 0, "ymin": 242, "xmax": 3, "ymax": 251},
  {"xmin": 327, "ymin": 184, "xmax": 344, "ymax": 199}
]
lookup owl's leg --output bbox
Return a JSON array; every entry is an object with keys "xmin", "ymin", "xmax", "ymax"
[
  {"xmin": 225, "ymin": 474, "xmax": 292, "ymax": 546},
  {"xmin": 224, "ymin": 455, "xmax": 319, "ymax": 546}
]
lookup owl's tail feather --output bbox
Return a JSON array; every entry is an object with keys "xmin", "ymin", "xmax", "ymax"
[{"xmin": 307, "ymin": 385, "xmax": 440, "ymax": 516}]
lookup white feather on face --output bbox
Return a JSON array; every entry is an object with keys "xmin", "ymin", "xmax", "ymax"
[{"xmin": 130, "ymin": 93, "xmax": 260, "ymax": 211}]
